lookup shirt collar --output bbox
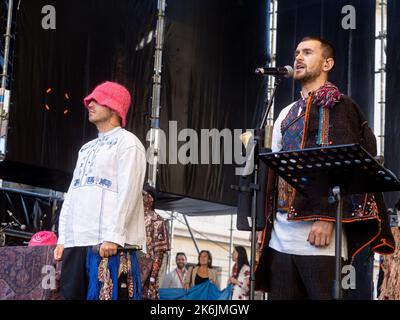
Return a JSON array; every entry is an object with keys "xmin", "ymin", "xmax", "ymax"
[
  {"xmin": 176, "ymin": 267, "xmax": 187, "ymax": 274},
  {"xmin": 98, "ymin": 126, "xmax": 122, "ymax": 139},
  {"xmin": 300, "ymin": 91, "xmax": 311, "ymax": 101}
]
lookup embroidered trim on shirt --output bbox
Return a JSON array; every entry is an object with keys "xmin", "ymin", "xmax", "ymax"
[{"xmin": 72, "ymin": 176, "xmax": 114, "ymax": 190}]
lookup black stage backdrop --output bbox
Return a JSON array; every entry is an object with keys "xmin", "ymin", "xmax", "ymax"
[
  {"xmin": 5, "ymin": 1, "xmax": 392, "ymax": 211},
  {"xmin": 274, "ymin": 0, "xmax": 375, "ymax": 126},
  {"xmin": 3, "ymin": 0, "xmax": 269, "ymax": 205},
  {"xmin": 158, "ymin": 0, "xmax": 269, "ymax": 205},
  {"xmin": 1, "ymin": 0, "xmax": 156, "ymax": 191},
  {"xmin": 384, "ymin": 0, "xmax": 400, "ymax": 208}
]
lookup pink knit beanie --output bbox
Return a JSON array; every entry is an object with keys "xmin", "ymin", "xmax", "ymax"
[{"xmin": 83, "ymin": 81, "xmax": 131, "ymax": 127}]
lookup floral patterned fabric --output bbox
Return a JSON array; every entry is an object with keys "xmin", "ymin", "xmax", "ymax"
[
  {"xmin": 142, "ymin": 191, "xmax": 170, "ymax": 299},
  {"xmin": 0, "ymin": 245, "xmax": 60, "ymax": 300},
  {"xmin": 231, "ymin": 263, "xmax": 250, "ymax": 300},
  {"xmin": 379, "ymin": 226, "xmax": 400, "ymax": 300}
]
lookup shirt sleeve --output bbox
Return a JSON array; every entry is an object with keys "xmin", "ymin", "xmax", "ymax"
[
  {"xmin": 57, "ymin": 182, "xmax": 73, "ymax": 245},
  {"xmin": 102, "ymin": 143, "xmax": 146, "ymax": 246},
  {"xmin": 239, "ymin": 266, "xmax": 250, "ymax": 290},
  {"xmin": 271, "ymin": 103, "xmax": 295, "ymax": 152}
]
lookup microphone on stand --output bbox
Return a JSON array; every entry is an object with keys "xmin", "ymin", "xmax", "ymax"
[{"xmin": 255, "ymin": 65, "xmax": 294, "ymax": 78}]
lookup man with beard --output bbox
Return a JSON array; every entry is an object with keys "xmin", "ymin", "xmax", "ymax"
[
  {"xmin": 161, "ymin": 252, "xmax": 188, "ymax": 289},
  {"xmin": 255, "ymin": 37, "xmax": 395, "ymax": 299}
]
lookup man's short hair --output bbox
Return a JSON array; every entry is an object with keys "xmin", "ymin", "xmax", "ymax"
[
  {"xmin": 300, "ymin": 36, "xmax": 336, "ymax": 61},
  {"xmin": 176, "ymin": 252, "xmax": 186, "ymax": 260}
]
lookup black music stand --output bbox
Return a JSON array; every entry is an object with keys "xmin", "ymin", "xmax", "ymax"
[{"xmin": 260, "ymin": 143, "xmax": 400, "ymax": 299}]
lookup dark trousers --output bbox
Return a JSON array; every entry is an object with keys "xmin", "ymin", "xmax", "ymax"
[
  {"xmin": 267, "ymin": 248, "xmax": 345, "ymax": 300},
  {"xmin": 60, "ymin": 246, "xmax": 89, "ymax": 300}
]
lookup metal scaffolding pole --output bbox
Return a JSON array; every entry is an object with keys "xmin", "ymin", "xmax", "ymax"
[
  {"xmin": 264, "ymin": 0, "xmax": 278, "ymax": 149},
  {"xmin": 167, "ymin": 211, "xmax": 175, "ymax": 272},
  {"xmin": 228, "ymin": 213, "xmax": 234, "ymax": 276},
  {"xmin": 147, "ymin": 0, "xmax": 166, "ymax": 187},
  {"xmin": 379, "ymin": 0, "xmax": 386, "ymax": 157},
  {"xmin": 182, "ymin": 214, "xmax": 200, "ymax": 255},
  {"xmin": 374, "ymin": 0, "xmax": 387, "ymax": 157},
  {"xmin": 0, "ymin": 0, "xmax": 14, "ymax": 160}
]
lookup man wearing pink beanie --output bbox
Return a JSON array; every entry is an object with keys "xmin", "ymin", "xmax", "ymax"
[{"xmin": 54, "ymin": 81, "xmax": 147, "ymax": 300}]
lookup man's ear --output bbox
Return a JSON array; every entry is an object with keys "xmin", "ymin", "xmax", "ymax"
[{"xmin": 323, "ymin": 58, "xmax": 335, "ymax": 72}]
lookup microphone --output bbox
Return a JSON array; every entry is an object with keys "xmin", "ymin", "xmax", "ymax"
[
  {"xmin": 91, "ymin": 244, "xmax": 142, "ymax": 254},
  {"xmin": 255, "ymin": 65, "xmax": 294, "ymax": 78}
]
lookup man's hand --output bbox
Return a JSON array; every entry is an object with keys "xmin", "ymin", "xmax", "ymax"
[
  {"xmin": 99, "ymin": 241, "xmax": 118, "ymax": 258},
  {"xmin": 307, "ymin": 221, "xmax": 334, "ymax": 247},
  {"xmin": 54, "ymin": 244, "xmax": 64, "ymax": 261}
]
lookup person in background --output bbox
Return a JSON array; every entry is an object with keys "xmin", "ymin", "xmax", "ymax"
[
  {"xmin": 183, "ymin": 250, "xmax": 218, "ymax": 290},
  {"xmin": 379, "ymin": 199, "xmax": 400, "ymax": 300},
  {"xmin": 142, "ymin": 185, "xmax": 170, "ymax": 299},
  {"xmin": 161, "ymin": 252, "xmax": 188, "ymax": 289},
  {"xmin": 229, "ymin": 245, "xmax": 250, "ymax": 300}
]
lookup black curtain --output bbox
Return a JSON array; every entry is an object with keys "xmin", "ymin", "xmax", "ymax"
[
  {"xmin": 275, "ymin": 0, "xmax": 375, "ymax": 127},
  {"xmin": 158, "ymin": 0, "xmax": 269, "ymax": 205},
  {"xmin": 384, "ymin": 0, "xmax": 400, "ymax": 208},
  {"xmin": 2, "ymin": 0, "xmax": 156, "ymax": 192}
]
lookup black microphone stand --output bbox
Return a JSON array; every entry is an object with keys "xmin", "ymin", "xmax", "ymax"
[{"xmin": 248, "ymin": 75, "xmax": 283, "ymax": 300}]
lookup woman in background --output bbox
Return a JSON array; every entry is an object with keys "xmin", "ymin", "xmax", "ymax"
[
  {"xmin": 229, "ymin": 245, "xmax": 250, "ymax": 300},
  {"xmin": 184, "ymin": 250, "xmax": 218, "ymax": 290}
]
